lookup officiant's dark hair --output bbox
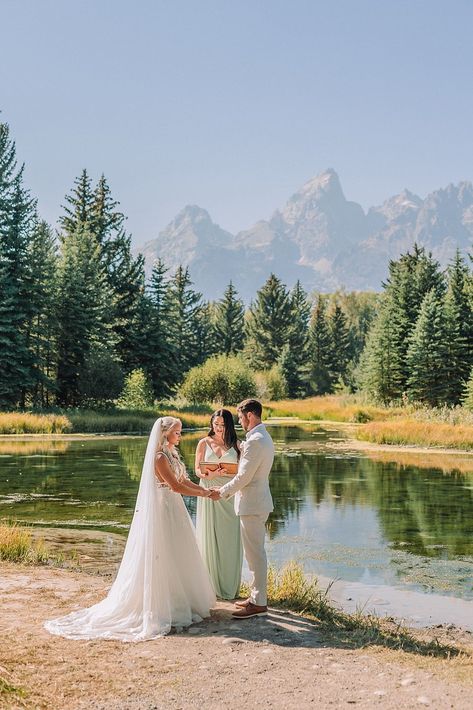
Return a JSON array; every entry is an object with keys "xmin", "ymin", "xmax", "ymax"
[
  {"xmin": 208, "ymin": 409, "xmax": 240, "ymax": 457},
  {"xmin": 237, "ymin": 398, "xmax": 262, "ymax": 418}
]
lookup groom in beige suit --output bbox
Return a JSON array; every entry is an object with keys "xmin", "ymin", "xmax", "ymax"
[{"xmin": 209, "ymin": 399, "xmax": 274, "ymax": 618}]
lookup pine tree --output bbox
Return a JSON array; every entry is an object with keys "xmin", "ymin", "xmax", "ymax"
[
  {"xmin": 106, "ymin": 231, "xmax": 145, "ymax": 373},
  {"xmin": 56, "ymin": 227, "xmax": 109, "ymax": 406},
  {"xmin": 357, "ymin": 295, "xmax": 404, "ymax": 403},
  {"xmin": 245, "ymin": 274, "xmax": 292, "ymax": 369},
  {"xmin": 329, "ymin": 303, "xmax": 351, "ymax": 386},
  {"xmin": 383, "ymin": 244, "xmax": 445, "ymax": 391},
  {"xmin": 91, "ymin": 174, "xmax": 125, "ymax": 246},
  {"xmin": 359, "ymin": 245, "xmax": 446, "ymax": 402},
  {"xmin": 462, "ymin": 366, "xmax": 473, "ymax": 411},
  {"xmin": 214, "ymin": 281, "xmax": 245, "ymax": 355},
  {"xmin": 281, "ymin": 281, "xmax": 310, "ymax": 396},
  {"xmin": 443, "ymin": 250, "xmax": 473, "ymax": 403},
  {"xmin": 27, "ymin": 219, "xmax": 59, "ymax": 406},
  {"xmin": 308, "ymin": 295, "xmax": 335, "ymax": 394},
  {"xmin": 406, "ymin": 289, "xmax": 450, "ymax": 406},
  {"xmin": 0, "ymin": 156, "xmax": 37, "ymax": 408},
  {"xmin": 166, "ymin": 266, "xmax": 203, "ymax": 382},
  {"xmin": 59, "ymin": 169, "xmax": 95, "ymax": 237},
  {"xmin": 194, "ymin": 302, "xmax": 218, "ymax": 365},
  {"xmin": 141, "ymin": 259, "xmax": 176, "ymax": 398}
]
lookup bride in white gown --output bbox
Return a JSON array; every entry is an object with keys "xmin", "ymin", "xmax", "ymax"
[{"xmin": 44, "ymin": 417, "xmax": 216, "ymax": 641}]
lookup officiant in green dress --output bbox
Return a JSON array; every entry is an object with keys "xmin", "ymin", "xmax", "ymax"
[{"xmin": 195, "ymin": 409, "xmax": 243, "ymax": 599}]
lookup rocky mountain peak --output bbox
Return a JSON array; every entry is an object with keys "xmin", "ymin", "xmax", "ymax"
[{"xmin": 136, "ymin": 172, "xmax": 473, "ymax": 299}]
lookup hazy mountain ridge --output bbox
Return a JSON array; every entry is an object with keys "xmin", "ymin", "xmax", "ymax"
[{"xmin": 137, "ymin": 170, "xmax": 473, "ymax": 299}]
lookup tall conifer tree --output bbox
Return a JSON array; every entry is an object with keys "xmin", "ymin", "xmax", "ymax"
[
  {"xmin": 27, "ymin": 219, "xmax": 59, "ymax": 406},
  {"xmin": 56, "ymin": 227, "xmax": 109, "ymax": 406},
  {"xmin": 0, "ymin": 148, "xmax": 36, "ymax": 407},
  {"xmin": 215, "ymin": 281, "xmax": 245, "ymax": 355},
  {"xmin": 166, "ymin": 266, "xmax": 203, "ymax": 381},
  {"xmin": 245, "ymin": 274, "xmax": 292, "ymax": 369},
  {"xmin": 280, "ymin": 281, "xmax": 310, "ymax": 396},
  {"xmin": 308, "ymin": 295, "xmax": 334, "ymax": 394},
  {"xmin": 59, "ymin": 169, "xmax": 94, "ymax": 237},
  {"xmin": 406, "ymin": 289, "xmax": 450, "ymax": 406},
  {"xmin": 329, "ymin": 303, "xmax": 351, "ymax": 386}
]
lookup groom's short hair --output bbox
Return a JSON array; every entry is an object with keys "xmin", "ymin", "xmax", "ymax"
[{"xmin": 237, "ymin": 399, "xmax": 262, "ymax": 418}]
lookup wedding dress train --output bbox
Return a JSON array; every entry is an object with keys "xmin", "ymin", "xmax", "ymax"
[{"xmin": 44, "ymin": 420, "xmax": 216, "ymax": 641}]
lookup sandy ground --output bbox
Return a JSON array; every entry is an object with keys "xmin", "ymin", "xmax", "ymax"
[{"xmin": 1, "ymin": 563, "xmax": 472, "ymax": 710}]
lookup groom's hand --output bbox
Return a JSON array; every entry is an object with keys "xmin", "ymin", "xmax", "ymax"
[{"xmin": 208, "ymin": 488, "xmax": 221, "ymax": 501}]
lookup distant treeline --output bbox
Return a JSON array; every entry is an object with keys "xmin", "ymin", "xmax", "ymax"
[{"xmin": 1, "ymin": 118, "xmax": 472, "ymax": 409}]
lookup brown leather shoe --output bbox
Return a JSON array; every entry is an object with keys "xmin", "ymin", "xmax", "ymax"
[
  {"xmin": 231, "ymin": 603, "xmax": 268, "ymax": 618},
  {"xmin": 234, "ymin": 597, "xmax": 251, "ymax": 608}
]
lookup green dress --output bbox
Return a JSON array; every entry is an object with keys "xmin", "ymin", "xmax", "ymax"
[{"xmin": 196, "ymin": 443, "xmax": 243, "ymax": 600}]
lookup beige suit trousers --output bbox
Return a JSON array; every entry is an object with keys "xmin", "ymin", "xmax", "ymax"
[{"xmin": 240, "ymin": 513, "xmax": 269, "ymax": 606}]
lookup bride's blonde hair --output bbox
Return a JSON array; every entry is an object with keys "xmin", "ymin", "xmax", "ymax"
[
  {"xmin": 155, "ymin": 416, "xmax": 186, "ymax": 479},
  {"xmin": 156, "ymin": 416, "xmax": 181, "ymax": 451}
]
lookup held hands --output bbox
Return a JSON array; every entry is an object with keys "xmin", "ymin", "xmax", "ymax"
[{"xmin": 207, "ymin": 487, "xmax": 221, "ymax": 501}]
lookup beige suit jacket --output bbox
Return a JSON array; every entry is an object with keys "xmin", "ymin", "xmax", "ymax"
[{"xmin": 219, "ymin": 423, "xmax": 274, "ymax": 516}]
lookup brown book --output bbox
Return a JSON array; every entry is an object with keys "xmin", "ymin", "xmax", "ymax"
[{"xmin": 199, "ymin": 461, "xmax": 238, "ymax": 478}]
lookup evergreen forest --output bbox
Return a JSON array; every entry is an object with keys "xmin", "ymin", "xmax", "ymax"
[{"xmin": 2, "ymin": 119, "xmax": 473, "ymax": 410}]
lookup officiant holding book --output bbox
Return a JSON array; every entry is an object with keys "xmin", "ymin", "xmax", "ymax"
[{"xmin": 195, "ymin": 409, "xmax": 243, "ymax": 599}]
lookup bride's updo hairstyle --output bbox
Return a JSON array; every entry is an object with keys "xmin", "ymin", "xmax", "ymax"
[
  {"xmin": 155, "ymin": 416, "xmax": 187, "ymax": 480},
  {"xmin": 156, "ymin": 416, "xmax": 181, "ymax": 451}
]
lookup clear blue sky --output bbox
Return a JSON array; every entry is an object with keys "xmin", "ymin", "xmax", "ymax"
[{"xmin": 2, "ymin": 0, "xmax": 473, "ymax": 245}]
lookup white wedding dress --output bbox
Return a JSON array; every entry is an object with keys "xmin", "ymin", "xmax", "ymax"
[{"xmin": 44, "ymin": 420, "xmax": 216, "ymax": 641}]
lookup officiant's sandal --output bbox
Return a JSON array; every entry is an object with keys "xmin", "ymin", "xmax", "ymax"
[{"xmin": 231, "ymin": 603, "xmax": 268, "ymax": 618}]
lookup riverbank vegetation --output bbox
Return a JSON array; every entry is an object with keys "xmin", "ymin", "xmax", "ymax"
[
  {"xmin": 357, "ymin": 419, "xmax": 473, "ymax": 450},
  {"xmin": 2, "ymin": 116, "xmax": 473, "ymax": 451},
  {"xmin": 0, "ymin": 523, "xmax": 63, "ymax": 565},
  {"xmin": 250, "ymin": 563, "xmax": 465, "ymax": 658}
]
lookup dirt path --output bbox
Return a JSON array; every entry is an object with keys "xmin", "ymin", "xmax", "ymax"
[{"xmin": 1, "ymin": 563, "xmax": 472, "ymax": 710}]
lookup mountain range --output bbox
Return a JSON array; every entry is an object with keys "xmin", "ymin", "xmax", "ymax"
[{"xmin": 137, "ymin": 169, "xmax": 473, "ymax": 300}]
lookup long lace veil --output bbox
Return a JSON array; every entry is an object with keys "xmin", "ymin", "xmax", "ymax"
[{"xmin": 45, "ymin": 418, "xmax": 170, "ymax": 641}]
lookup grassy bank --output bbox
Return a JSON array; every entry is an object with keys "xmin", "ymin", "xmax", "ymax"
[
  {"xmin": 356, "ymin": 419, "xmax": 473, "ymax": 450},
  {"xmin": 264, "ymin": 395, "xmax": 402, "ymax": 423},
  {"xmin": 0, "ymin": 523, "xmax": 69, "ymax": 566},
  {"xmin": 0, "ymin": 407, "xmax": 213, "ymax": 435},
  {"xmin": 242, "ymin": 562, "xmax": 465, "ymax": 659},
  {"xmin": 0, "ymin": 412, "xmax": 71, "ymax": 434}
]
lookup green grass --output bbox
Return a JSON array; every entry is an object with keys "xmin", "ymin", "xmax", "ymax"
[{"xmin": 241, "ymin": 563, "xmax": 465, "ymax": 658}]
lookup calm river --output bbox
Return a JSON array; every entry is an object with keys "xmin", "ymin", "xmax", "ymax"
[{"xmin": 1, "ymin": 425, "xmax": 472, "ymax": 626}]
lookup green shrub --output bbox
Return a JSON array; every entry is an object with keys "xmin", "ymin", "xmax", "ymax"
[
  {"xmin": 117, "ymin": 369, "xmax": 154, "ymax": 409},
  {"xmin": 180, "ymin": 355, "xmax": 257, "ymax": 405},
  {"xmin": 255, "ymin": 365, "xmax": 288, "ymax": 401}
]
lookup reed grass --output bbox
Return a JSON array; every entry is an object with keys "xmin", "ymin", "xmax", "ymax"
[
  {"xmin": 68, "ymin": 408, "xmax": 210, "ymax": 433},
  {"xmin": 357, "ymin": 419, "xmax": 473, "ymax": 450},
  {"xmin": 0, "ymin": 523, "xmax": 64, "ymax": 566},
  {"xmin": 0, "ymin": 412, "xmax": 71, "ymax": 434},
  {"xmin": 264, "ymin": 395, "xmax": 402, "ymax": 423},
  {"xmin": 241, "ymin": 562, "xmax": 463, "ymax": 658}
]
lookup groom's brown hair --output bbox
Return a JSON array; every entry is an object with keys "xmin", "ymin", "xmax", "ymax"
[{"xmin": 237, "ymin": 398, "xmax": 262, "ymax": 418}]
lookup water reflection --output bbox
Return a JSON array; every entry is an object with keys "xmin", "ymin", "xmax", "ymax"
[{"xmin": 0, "ymin": 426, "xmax": 472, "ymax": 598}]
